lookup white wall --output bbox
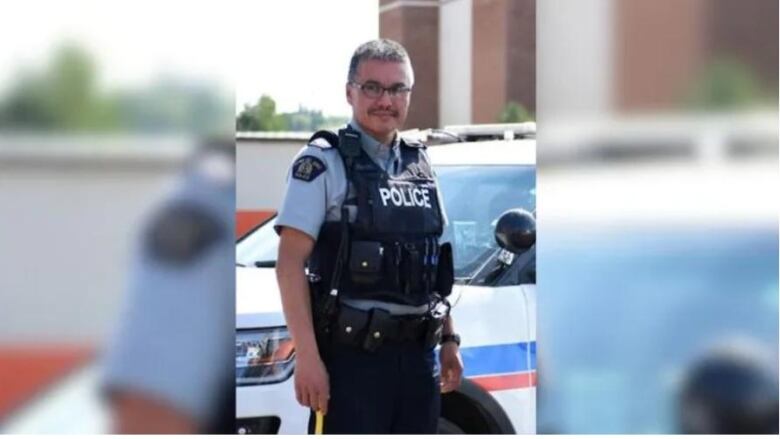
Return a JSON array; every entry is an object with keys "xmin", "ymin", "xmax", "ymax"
[
  {"xmin": 236, "ymin": 138, "xmax": 306, "ymax": 212},
  {"xmin": 439, "ymin": 0, "xmax": 473, "ymax": 127},
  {"xmin": 0, "ymin": 145, "xmax": 186, "ymax": 344}
]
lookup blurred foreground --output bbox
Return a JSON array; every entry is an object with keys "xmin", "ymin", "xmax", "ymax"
[
  {"xmin": 0, "ymin": 6, "xmax": 234, "ymax": 432},
  {"xmin": 537, "ymin": 0, "xmax": 777, "ymax": 433}
]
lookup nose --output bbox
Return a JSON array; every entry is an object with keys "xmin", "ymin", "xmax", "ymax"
[{"xmin": 376, "ymin": 90, "xmax": 393, "ymax": 107}]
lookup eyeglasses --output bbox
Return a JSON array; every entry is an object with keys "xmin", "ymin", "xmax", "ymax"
[{"xmin": 349, "ymin": 81, "xmax": 412, "ymax": 99}]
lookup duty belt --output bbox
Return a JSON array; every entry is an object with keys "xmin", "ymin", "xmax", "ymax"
[{"xmin": 329, "ymin": 305, "xmax": 443, "ymax": 352}]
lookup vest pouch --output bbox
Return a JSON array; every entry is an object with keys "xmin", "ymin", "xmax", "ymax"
[
  {"xmin": 362, "ymin": 308, "xmax": 395, "ymax": 352},
  {"xmin": 423, "ymin": 315, "xmax": 444, "ymax": 349},
  {"xmin": 435, "ymin": 242, "xmax": 454, "ymax": 297},
  {"xmin": 309, "ymin": 278, "xmax": 336, "ymax": 352},
  {"xmin": 348, "ymin": 241, "xmax": 384, "ymax": 286}
]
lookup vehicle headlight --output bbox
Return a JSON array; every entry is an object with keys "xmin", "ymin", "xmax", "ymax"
[{"xmin": 236, "ymin": 327, "xmax": 295, "ymax": 386}]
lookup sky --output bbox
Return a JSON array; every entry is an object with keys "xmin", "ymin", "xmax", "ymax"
[
  {"xmin": 0, "ymin": 0, "xmax": 378, "ymax": 117},
  {"xmin": 233, "ymin": 0, "xmax": 379, "ymax": 116}
]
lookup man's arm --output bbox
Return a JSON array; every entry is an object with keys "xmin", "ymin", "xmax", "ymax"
[
  {"xmin": 276, "ymin": 226, "xmax": 330, "ymax": 414},
  {"xmin": 442, "ymin": 314, "xmax": 456, "ymax": 337},
  {"xmin": 109, "ymin": 391, "xmax": 199, "ymax": 434},
  {"xmin": 102, "ymin": 194, "xmax": 234, "ymax": 433},
  {"xmin": 439, "ymin": 315, "xmax": 463, "ymax": 393}
]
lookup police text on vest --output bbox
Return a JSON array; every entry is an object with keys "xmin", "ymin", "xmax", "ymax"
[{"xmin": 379, "ymin": 187, "xmax": 432, "ymax": 208}]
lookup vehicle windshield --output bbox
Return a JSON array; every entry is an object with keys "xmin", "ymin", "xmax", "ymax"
[
  {"xmin": 436, "ymin": 165, "xmax": 535, "ymax": 279},
  {"xmin": 236, "ymin": 164, "xmax": 536, "ymax": 280}
]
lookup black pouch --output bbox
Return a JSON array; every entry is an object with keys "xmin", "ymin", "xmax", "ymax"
[
  {"xmin": 311, "ymin": 290, "xmax": 334, "ymax": 330},
  {"xmin": 362, "ymin": 309, "xmax": 396, "ymax": 352},
  {"xmin": 349, "ymin": 241, "xmax": 384, "ymax": 285},
  {"xmin": 334, "ymin": 305, "xmax": 370, "ymax": 347},
  {"xmin": 423, "ymin": 316, "xmax": 444, "ymax": 349},
  {"xmin": 436, "ymin": 243, "xmax": 455, "ymax": 297}
]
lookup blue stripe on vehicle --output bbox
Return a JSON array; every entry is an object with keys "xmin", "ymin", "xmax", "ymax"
[{"xmin": 459, "ymin": 341, "xmax": 536, "ymax": 377}]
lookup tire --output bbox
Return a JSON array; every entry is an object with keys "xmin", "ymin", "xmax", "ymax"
[
  {"xmin": 437, "ymin": 417, "xmax": 466, "ymax": 434},
  {"xmin": 440, "ymin": 380, "xmax": 516, "ymax": 434}
]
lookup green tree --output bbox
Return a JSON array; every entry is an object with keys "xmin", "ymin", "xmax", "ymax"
[
  {"xmin": 280, "ymin": 106, "xmax": 327, "ymax": 131},
  {"xmin": 236, "ymin": 95, "xmax": 288, "ymax": 131},
  {"xmin": 0, "ymin": 43, "xmax": 232, "ymax": 135},
  {"xmin": 113, "ymin": 78, "xmax": 231, "ymax": 135},
  {"xmin": 48, "ymin": 44, "xmax": 98, "ymax": 128},
  {"xmin": 0, "ymin": 43, "xmax": 120, "ymax": 131},
  {"xmin": 236, "ymin": 98, "xmax": 348, "ymax": 132},
  {"xmin": 0, "ymin": 71, "xmax": 55, "ymax": 129},
  {"xmin": 684, "ymin": 58, "xmax": 774, "ymax": 111},
  {"xmin": 499, "ymin": 101, "xmax": 534, "ymax": 123}
]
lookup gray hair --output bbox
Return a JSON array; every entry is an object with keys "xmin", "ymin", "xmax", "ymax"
[{"xmin": 347, "ymin": 39, "xmax": 413, "ymax": 84}]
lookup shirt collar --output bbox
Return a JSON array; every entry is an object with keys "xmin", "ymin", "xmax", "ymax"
[{"xmin": 348, "ymin": 119, "xmax": 400, "ymax": 161}]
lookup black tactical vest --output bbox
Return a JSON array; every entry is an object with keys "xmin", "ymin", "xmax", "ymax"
[{"xmin": 308, "ymin": 130, "xmax": 445, "ymax": 306}]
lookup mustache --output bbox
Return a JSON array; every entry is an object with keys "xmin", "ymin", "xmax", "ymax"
[{"xmin": 369, "ymin": 109, "xmax": 399, "ymax": 117}]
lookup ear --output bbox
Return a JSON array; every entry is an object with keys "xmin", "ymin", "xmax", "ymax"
[{"xmin": 346, "ymin": 83, "xmax": 354, "ymax": 106}]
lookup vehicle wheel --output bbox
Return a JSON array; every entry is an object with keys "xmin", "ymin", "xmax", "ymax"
[{"xmin": 438, "ymin": 417, "xmax": 465, "ymax": 434}]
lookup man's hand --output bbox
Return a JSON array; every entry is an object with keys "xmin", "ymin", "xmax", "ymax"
[
  {"xmin": 276, "ymin": 227, "xmax": 328, "ymax": 413},
  {"xmin": 439, "ymin": 341, "xmax": 463, "ymax": 393},
  {"xmin": 294, "ymin": 352, "xmax": 330, "ymax": 414},
  {"xmin": 109, "ymin": 390, "xmax": 199, "ymax": 433}
]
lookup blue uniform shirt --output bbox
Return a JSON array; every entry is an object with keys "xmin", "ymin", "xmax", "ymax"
[
  {"xmin": 101, "ymin": 150, "xmax": 235, "ymax": 426},
  {"xmin": 275, "ymin": 121, "xmax": 448, "ymax": 315}
]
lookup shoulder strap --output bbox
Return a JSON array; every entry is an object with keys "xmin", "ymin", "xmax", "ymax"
[
  {"xmin": 307, "ymin": 128, "xmax": 359, "ymax": 298},
  {"xmin": 308, "ymin": 128, "xmax": 363, "ymax": 162}
]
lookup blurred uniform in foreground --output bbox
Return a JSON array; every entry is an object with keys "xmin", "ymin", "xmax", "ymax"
[{"xmin": 101, "ymin": 138, "xmax": 235, "ymax": 433}]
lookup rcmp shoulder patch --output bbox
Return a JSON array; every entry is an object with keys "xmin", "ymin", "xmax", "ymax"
[
  {"xmin": 292, "ymin": 155, "xmax": 326, "ymax": 182},
  {"xmin": 144, "ymin": 202, "xmax": 223, "ymax": 265}
]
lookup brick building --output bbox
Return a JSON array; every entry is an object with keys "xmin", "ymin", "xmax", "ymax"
[
  {"xmin": 379, "ymin": 0, "xmax": 536, "ymax": 129},
  {"xmin": 615, "ymin": 0, "xmax": 778, "ymax": 111},
  {"xmin": 379, "ymin": 0, "xmax": 776, "ymax": 128}
]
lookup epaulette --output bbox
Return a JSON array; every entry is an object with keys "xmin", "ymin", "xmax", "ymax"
[
  {"xmin": 307, "ymin": 130, "xmax": 339, "ymax": 149},
  {"xmin": 400, "ymin": 136, "xmax": 426, "ymax": 149}
]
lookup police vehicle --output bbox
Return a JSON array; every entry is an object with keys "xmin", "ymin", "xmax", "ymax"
[{"xmin": 235, "ymin": 123, "xmax": 537, "ymax": 434}]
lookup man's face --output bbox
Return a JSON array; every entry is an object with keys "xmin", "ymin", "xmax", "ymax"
[{"xmin": 346, "ymin": 59, "xmax": 413, "ymax": 141}]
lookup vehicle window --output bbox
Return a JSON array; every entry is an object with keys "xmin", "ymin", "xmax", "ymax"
[
  {"xmin": 235, "ymin": 165, "xmax": 537, "ymax": 278},
  {"xmin": 436, "ymin": 165, "xmax": 536, "ymax": 279}
]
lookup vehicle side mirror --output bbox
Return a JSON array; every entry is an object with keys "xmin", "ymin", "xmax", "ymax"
[{"xmin": 494, "ymin": 208, "xmax": 536, "ymax": 254}]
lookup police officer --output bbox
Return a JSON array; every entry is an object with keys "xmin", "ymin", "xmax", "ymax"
[
  {"xmin": 101, "ymin": 138, "xmax": 235, "ymax": 433},
  {"xmin": 275, "ymin": 39, "xmax": 463, "ymax": 434}
]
